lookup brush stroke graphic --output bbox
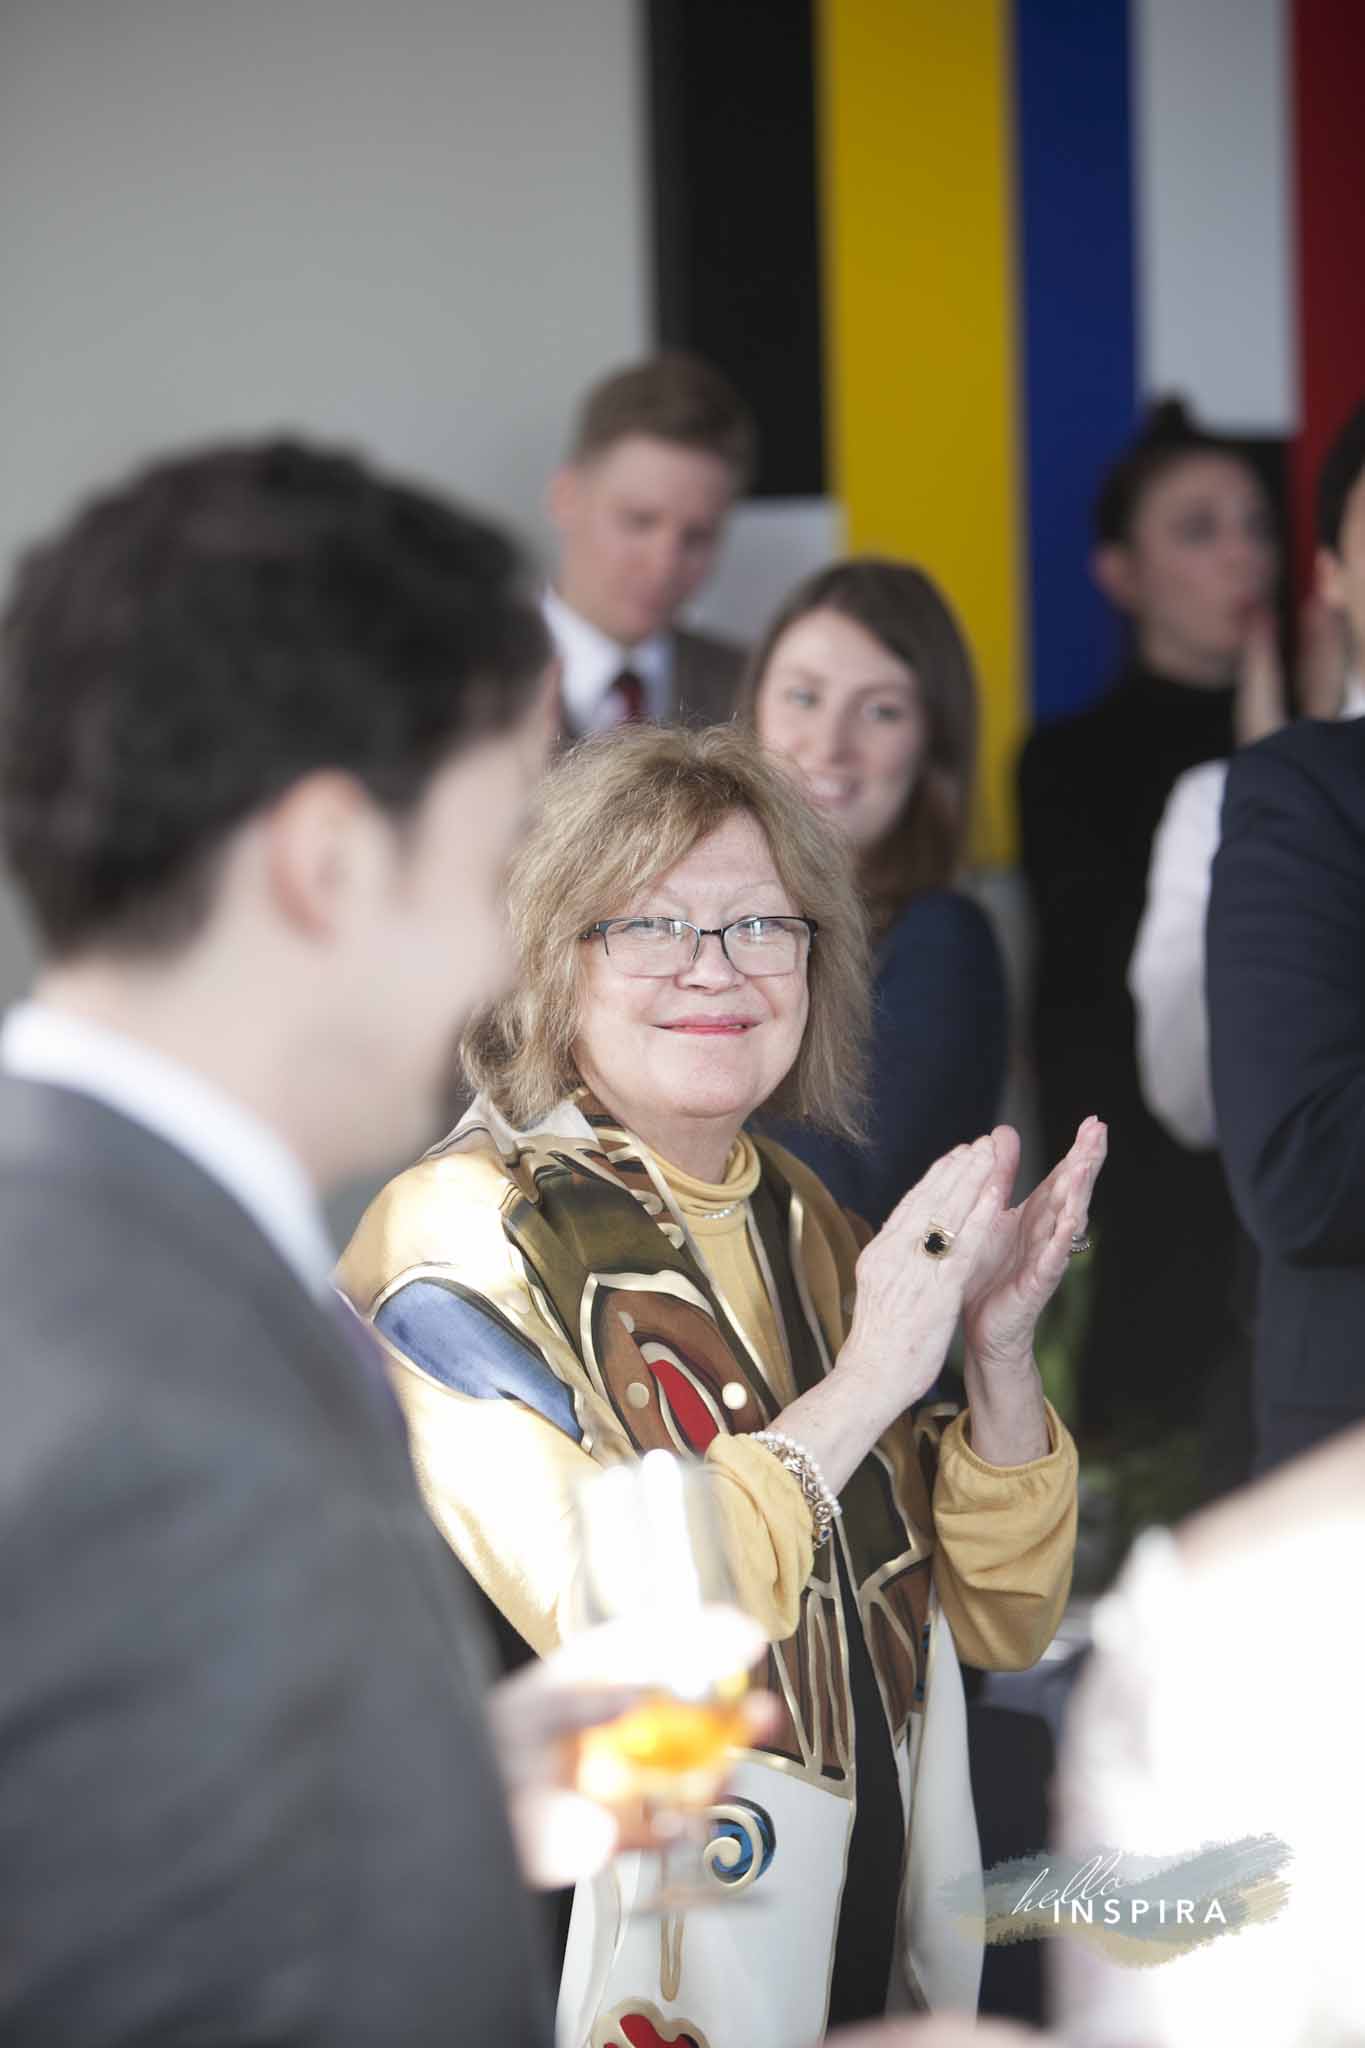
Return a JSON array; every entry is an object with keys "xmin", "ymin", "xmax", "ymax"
[{"xmin": 940, "ymin": 1836, "xmax": 1292, "ymax": 1968}]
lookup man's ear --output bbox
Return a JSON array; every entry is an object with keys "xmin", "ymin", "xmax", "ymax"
[
  {"xmin": 1091, "ymin": 542, "xmax": 1138, "ymax": 614},
  {"xmin": 261, "ymin": 771, "xmax": 384, "ymax": 939}
]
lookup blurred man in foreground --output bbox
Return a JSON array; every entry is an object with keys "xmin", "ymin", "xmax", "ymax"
[
  {"xmin": 0, "ymin": 441, "xmax": 569, "ymax": 2043},
  {"xmin": 545, "ymin": 352, "xmax": 754, "ymax": 733}
]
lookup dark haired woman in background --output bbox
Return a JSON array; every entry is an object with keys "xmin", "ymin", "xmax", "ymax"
[
  {"xmin": 1018, "ymin": 398, "xmax": 1278, "ymax": 1522},
  {"xmin": 742, "ymin": 556, "xmax": 1008, "ymax": 1230}
]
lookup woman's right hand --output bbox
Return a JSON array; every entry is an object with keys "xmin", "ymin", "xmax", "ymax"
[
  {"xmin": 1234, "ymin": 608, "xmax": 1285, "ymax": 748},
  {"xmin": 835, "ymin": 1134, "xmax": 1008, "ymax": 1428},
  {"xmin": 764, "ymin": 1135, "xmax": 1009, "ymax": 1500},
  {"xmin": 1236, "ymin": 597, "xmax": 1349, "ymax": 750},
  {"xmin": 1297, "ymin": 592, "xmax": 1350, "ymax": 720}
]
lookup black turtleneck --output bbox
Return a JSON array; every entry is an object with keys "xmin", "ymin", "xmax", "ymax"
[{"xmin": 1017, "ymin": 664, "xmax": 1246, "ymax": 1452}]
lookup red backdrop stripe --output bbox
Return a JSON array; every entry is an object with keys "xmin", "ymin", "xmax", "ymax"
[{"xmin": 1289, "ymin": 0, "xmax": 1365, "ymax": 595}]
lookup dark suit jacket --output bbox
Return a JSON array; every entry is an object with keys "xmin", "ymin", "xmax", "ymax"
[
  {"xmin": 1208, "ymin": 718, "xmax": 1365, "ymax": 1442},
  {"xmin": 0, "ymin": 1077, "xmax": 553, "ymax": 2045},
  {"xmin": 669, "ymin": 625, "xmax": 745, "ymax": 725}
]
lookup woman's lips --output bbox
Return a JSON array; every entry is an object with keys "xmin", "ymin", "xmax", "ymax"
[
  {"xmin": 660, "ymin": 1020, "xmax": 755, "ymax": 1034},
  {"xmin": 801, "ymin": 775, "xmax": 857, "ymax": 810}
]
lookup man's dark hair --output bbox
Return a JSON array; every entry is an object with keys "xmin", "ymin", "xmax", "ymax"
[
  {"xmin": 0, "ymin": 438, "xmax": 549, "ymax": 959},
  {"xmin": 568, "ymin": 352, "xmax": 756, "ymax": 488},
  {"xmin": 1315, "ymin": 399, "xmax": 1365, "ymax": 553}
]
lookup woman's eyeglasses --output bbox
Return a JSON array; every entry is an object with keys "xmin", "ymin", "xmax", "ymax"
[{"xmin": 580, "ymin": 915, "xmax": 818, "ymax": 979}]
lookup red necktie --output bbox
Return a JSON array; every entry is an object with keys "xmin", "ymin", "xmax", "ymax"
[{"xmin": 609, "ymin": 667, "xmax": 647, "ymax": 724}]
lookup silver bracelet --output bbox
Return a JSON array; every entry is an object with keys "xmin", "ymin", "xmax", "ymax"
[{"xmin": 750, "ymin": 1429, "xmax": 842, "ymax": 1548}]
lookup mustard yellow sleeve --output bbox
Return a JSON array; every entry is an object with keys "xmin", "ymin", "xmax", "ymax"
[
  {"xmin": 393, "ymin": 1360, "xmax": 597, "ymax": 1659},
  {"xmin": 931, "ymin": 1399, "xmax": 1078, "ymax": 1670},
  {"xmin": 704, "ymin": 1435, "xmax": 815, "ymax": 1643},
  {"xmin": 396, "ymin": 1362, "xmax": 815, "ymax": 1658}
]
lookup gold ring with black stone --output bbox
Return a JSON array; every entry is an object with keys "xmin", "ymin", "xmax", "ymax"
[{"xmin": 922, "ymin": 1221, "xmax": 955, "ymax": 1258}]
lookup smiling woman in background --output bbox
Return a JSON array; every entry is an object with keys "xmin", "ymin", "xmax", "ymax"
[{"xmin": 742, "ymin": 557, "xmax": 1008, "ymax": 1231}]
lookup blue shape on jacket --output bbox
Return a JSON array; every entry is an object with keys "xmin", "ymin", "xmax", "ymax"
[
  {"xmin": 376, "ymin": 1279, "xmax": 583, "ymax": 1443},
  {"xmin": 708, "ymin": 1798, "xmax": 777, "ymax": 1885}
]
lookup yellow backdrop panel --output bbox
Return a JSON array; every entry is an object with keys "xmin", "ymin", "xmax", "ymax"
[{"xmin": 818, "ymin": 0, "xmax": 1025, "ymax": 868}]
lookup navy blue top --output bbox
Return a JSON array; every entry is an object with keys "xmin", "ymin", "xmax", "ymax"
[{"xmin": 766, "ymin": 889, "xmax": 1009, "ymax": 1232}]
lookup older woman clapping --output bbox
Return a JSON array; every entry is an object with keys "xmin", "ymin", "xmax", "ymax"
[{"xmin": 337, "ymin": 724, "xmax": 1102, "ymax": 2048}]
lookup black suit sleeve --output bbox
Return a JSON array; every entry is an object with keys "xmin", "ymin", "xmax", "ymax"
[{"xmin": 1208, "ymin": 727, "xmax": 1365, "ymax": 1264}]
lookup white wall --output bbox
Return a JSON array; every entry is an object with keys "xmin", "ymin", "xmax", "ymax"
[
  {"xmin": 0, "ymin": 0, "xmax": 650, "ymax": 1016},
  {"xmin": 686, "ymin": 498, "xmax": 845, "ymax": 645},
  {"xmin": 1132, "ymin": 0, "xmax": 1296, "ymax": 433}
]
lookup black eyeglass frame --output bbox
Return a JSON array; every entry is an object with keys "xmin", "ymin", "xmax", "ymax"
[{"xmin": 580, "ymin": 915, "xmax": 820, "ymax": 976}]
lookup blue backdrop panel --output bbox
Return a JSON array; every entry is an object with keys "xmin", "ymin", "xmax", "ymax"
[{"xmin": 1014, "ymin": 0, "xmax": 1139, "ymax": 725}]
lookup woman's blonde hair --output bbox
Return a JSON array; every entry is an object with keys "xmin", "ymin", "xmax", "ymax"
[{"xmin": 463, "ymin": 723, "xmax": 871, "ymax": 1140}]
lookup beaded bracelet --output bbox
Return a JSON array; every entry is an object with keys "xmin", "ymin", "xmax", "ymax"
[{"xmin": 750, "ymin": 1429, "xmax": 842, "ymax": 1548}]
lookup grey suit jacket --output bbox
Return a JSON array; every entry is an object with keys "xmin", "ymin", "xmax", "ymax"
[
  {"xmin": 670, "ymin": 625, "xmax": 746, "ymax": 726},
  {"xmin": 0, "ymin": 1077, "xmax": 553, "ymax": 2045}
]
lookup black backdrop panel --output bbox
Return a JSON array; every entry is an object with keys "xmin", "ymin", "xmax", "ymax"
[{"xmin": 645, "ymin": 0, "xmax": 825, "ymax": 498}]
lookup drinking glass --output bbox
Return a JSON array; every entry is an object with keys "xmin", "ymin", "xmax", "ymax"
[{"xmin": 567, "ymin": 1449, "xmax": 764, "ymax": 1912}]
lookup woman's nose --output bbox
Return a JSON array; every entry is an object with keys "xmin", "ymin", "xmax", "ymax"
[
  {"xmin": 1225, "ymin": 528, "xmax": 1274, "ymax": 580},
  {"xmin": 679, "ymin": 931, "xmax": 742, "ymax": 986},
  {"xmin": 800, "ymin": 710, "xmax": 856, "ymax": 766}
]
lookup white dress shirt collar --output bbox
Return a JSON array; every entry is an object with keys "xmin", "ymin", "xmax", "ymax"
[
  {"xmin": 542, "ymin": 587, "xmax": 672, "ymax": 733},
  {"xmin": 0, "ymin": 999, "xmax": 335, "ymax": 1298}
]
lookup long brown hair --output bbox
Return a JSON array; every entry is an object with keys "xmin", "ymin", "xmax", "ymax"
[{"xmin": 738, "ymin": 556, "xmax": 978, "ymax": 936}]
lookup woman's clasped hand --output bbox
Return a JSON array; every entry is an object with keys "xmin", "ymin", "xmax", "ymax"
[{"xmin": 825, "ymin": 1117, "xmax": 1107, "ymax": 1477}]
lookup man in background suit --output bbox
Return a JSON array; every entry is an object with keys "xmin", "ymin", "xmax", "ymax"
[
  {"xmin": 544, "ymin": 352, "xmax": 754, "ymax": 733},
  {"xmin": 1208, "ymin": 401, "xmax": 1365, "ymax": 1471},
  {"xmin": 0, "ymin": 441, "xmax": 571, "ymax": 2042}
]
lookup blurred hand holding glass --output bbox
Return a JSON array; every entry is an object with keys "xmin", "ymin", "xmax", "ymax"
[{"xmin": 566, "ymin": 1450, "xmax": 765, "ymax": 1911}]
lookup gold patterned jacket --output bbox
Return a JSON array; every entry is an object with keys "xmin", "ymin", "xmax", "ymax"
[{"xmin": 337, "ymin": 1091, "xmax": 1077, "ymax": 1797}]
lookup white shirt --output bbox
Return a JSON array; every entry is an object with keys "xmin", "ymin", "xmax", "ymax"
[
  {"xmin": 542, "ymin": 587, "xmax": 672, "ymax": 733},
  {"xmin": 0, "ymin": 999, "xmax": 335, "ymax": 1297},
  {"xmin": 1128, "ymin": 679, "xmax": 1365, "ymax": 1149}
]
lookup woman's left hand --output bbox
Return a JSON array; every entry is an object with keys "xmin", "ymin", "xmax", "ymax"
[{"xmin": 961, "ymin": 1117, "xmax": 1108, "ymax": 1373}]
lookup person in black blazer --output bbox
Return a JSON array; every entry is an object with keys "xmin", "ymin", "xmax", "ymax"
[
  {"xmin": 1208, "ymin": 713, "xmax": 1365, "ymax": 1470},
  {"xmin": 0, "ymin": 440, "xmax": 580, "ymax": 2043}
]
